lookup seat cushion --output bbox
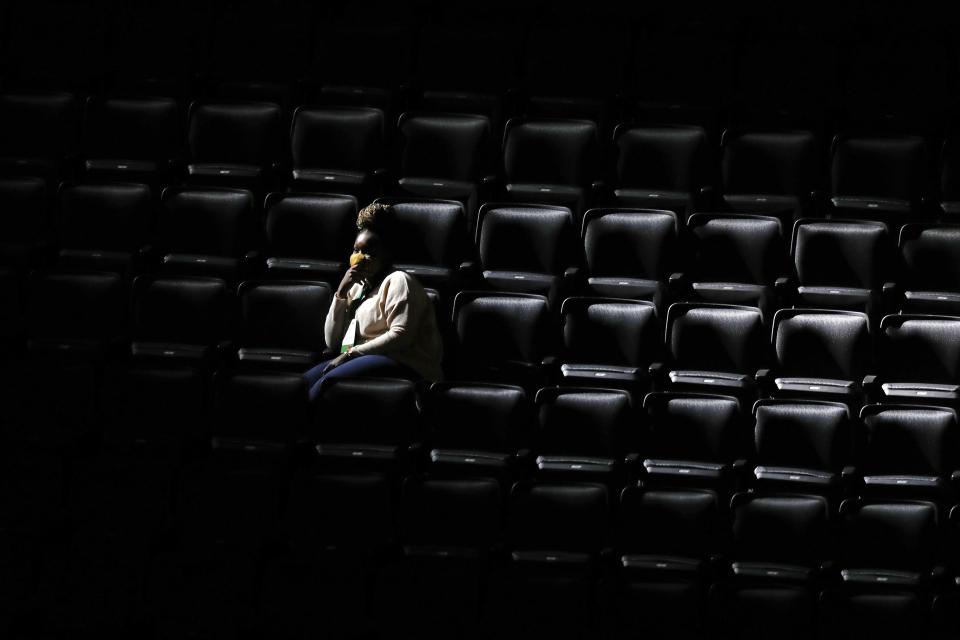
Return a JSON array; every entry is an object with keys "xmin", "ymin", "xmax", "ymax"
[
  {"xmin": 85, "ymin": 158, "xmax": 161, "ymax": 176},
  {"xmin": 723, "ymin": 193, "xmax": 801, "ymax": 215},
  {"xmin": 162, "ymin": 253, "xmax": 239, "ymax": 279},
  {"xmin": 731, "ymin": 562, "xmax": 814, "ymax": 583},
  {"xmin": 754, "ymin": 465, "xmax": 838, "ymax": 487},
  {"xmin": 237, "ymin": 347, "xmax": 319, "ymax": 368},
  {"xmin": 398, "ymin": 177, "xmax": 477, "ymax": 200},
  {"xmin": 131, "ymin": 341, "xmax": 211, "ymax": 362},
  {"xmin": 881, "ymin": 382, "xmax": 960, "ymax": 402},
  {"xmin": 902, "ymin": 290, "xmax": 960, "ymax": 316},
  {"xmin": 187, "ymin": 163, "xmax": 262, "ymax": 180},
  {"xmin": 560, "ymin": 363, "xmax": 644, "ymax": 384},
  {"xmin": 613, "ymin": 188, "xmax": 694, "ymax": 213},
  {"xmin": 774, "ymin": 377, "xmax": 856, "ymax": 396},
  {"xmin": 831, "ymin": 196, "xmax": 911, "ymax": 215},
  {"xmin": 692, "ymin": 282, "xmax": 769, "ymax": 307},
  {"xmin": 669, "ymin": 369, "xmax": 753, "ymax": 391},
  {"xmin": 643, "ymin": 458, "xmax": 728, "ymax": 481},
  {"xmin": 620, "ymin": 554, "xmax": 703, "ymax": 575},
  {"xmin": 291, "ymin": 168, "xmax": 369, "ymax": 187},
  {"xmin": 265, "ymin": 257, "xmax": 342, "ymax": 279},
  {"xmin": 505, "ymin": 183, "xmax": 584, "ymax": 210},
  {"xmin": 58, "ymin": 249, "xmax": 134, "ymax": 272},
  {"xmin": 796, "ymin": 286, "xmax": 872, "ymax": 309},
  {"xmin": 429, "ymin": 448, "xmax": 512, "ymax": 469},
  {"xmin": 482, "ymin": 270, "xmax": 557, "ymax": 296},
  {"xmin": 586, "ymin": 277, "xmax": 661, "ymax": 301},
  {"xmin": 395, "ymin": 263, "xmax": 454, "ymax": 288},
  {"xmin": 535, "ymin": 454, "xmax": 617, "ymax": 475}
]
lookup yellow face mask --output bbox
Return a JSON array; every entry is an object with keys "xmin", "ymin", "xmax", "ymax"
[{"xmin": 350, "ymin": 251, "xmax": 372, "ymax": 268}]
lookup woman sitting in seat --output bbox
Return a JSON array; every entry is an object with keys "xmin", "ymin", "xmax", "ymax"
[{"xmin": 303, "ymin": 202, "xmax": 443, "ymax": 401}]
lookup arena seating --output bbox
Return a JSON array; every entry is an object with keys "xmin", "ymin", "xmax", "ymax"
[{"xmin": 4, "ymin": 1, "xmax": 960, "ymax": 638}]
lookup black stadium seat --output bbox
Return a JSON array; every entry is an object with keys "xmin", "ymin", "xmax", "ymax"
[
  {"xmin": 155, "ymin": 186, "xmax": 256, "ymax": 281},
  {"xmin": 0, "ymin": 176, "xmax": 52, "ymax": 270},
  {"xmin": 580, "ymin": 207, "xmax": 679, "ymax": 308},
  {"xmin": 0, "ymin": 91, "xmax": 80, "ymax": 182},
  {"xmin": 502, "ymin": 117, "xmax": 599, "ymax": 217},
  {"xmin": 714, "ymin": 492, "xmax": 832, "ymax": 640},
  {"xmin": 609, "ymin": 124, "xmax": 709, "ymax": 219},
  {"xmin": 261, "ymin": 191, "xmax": 358, "ymax": 283},
  {"xmin": 394, "ymin": 112, "xmax": 491, "ymax": 218},
  {"xmin": 186, "ymin": 101, "xmax": 283, "ymax": 192},
  {"xmin": 475, "ymin": 203, "xmax": 575, "ymax": 303},
  {"xmin": 898, "ymin": 223, "xmax": 960, "ymax": 315},
  {"xmin": 720, "ymin": 129, "xmax": 820, "ymax": 222},
  {"xmin": 235, "ymin": 280, "xmax": 334, "ymax": 371},
  {"xmin": 871, "ymin": 314, "xmax": 960, "ymax": 407},
  {"xmin": 289, "ymin": 106, "xmax": 385, "ymax": 201},
  {"xmin": 686, "ymin": 213, "xmax": 786, "ymax": 316},
  {"xmin": 81, "ymin": 96, "xmax": 181, "ymax": 186},
  {"xmin": 56, "ymin": 182, "xmax": 154, "ymax": 274},
  {"xmin": 557, "ymin": 297, "xmax": 660, "ymax": 392}
]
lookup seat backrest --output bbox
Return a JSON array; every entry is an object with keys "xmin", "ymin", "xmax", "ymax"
[
  {"xmin": 618, "ymin": 485, "xmax": 719, "ymax": 557},
  {"xmin": 425, "ymin": 382, "xmax": 532, "ymax": 453},
  {"xmin": 773, "ymin": 309, "xmax": 872, "ymax": 381},
  {"xmin": 0, "ymin": 176, "xmax": 50, "ymax": 242},
  {"xmin": 237, "ymin": 280, "xmax": 332, "ymax": 352},
  {"xmin": 899, "ymin": 224, "xmax": 960, "ymax": 293},
  {"xmin": 453, "ymin": 291, "xmax": 553, "ymax": 370},
  {"xmin": 159, "ymin": 187, "xmax": 253, "ymax": 256},
  {"xmin": 560, "ymin": 297, "xmax": 659, "ymax": 367},
  {"xmin": 879, "ymin": 314, "xmax": 960, "ymax": 383},
  {"xmin": 753, "ymin": 399, "xmax": 851, "ymax": 471},
  {"xmin": 644, "ymin": 392, "xmax": 743, "ymax": 463},
  {"xmin": 940, "ymin": 136, "xmax": 960, "ymax": 202},
  {"xmin": 831, "ymin": 134, "xmax": 926, "ymax": 200},
  {"xmin": 400, "ymin": 476, "xmax": 503, "ymax": 549},
  {"xmin": 582, "ymin": 208, "xmax": 678, "ymax": 281},
  {"xmin": 188, "ymin": 101, "xmax": 282, "ymax": 165},
  {"xmin": 477, "ymin": 204, "xmax": 572, "ymax": 275},
  {"xmin": 290, "ymin": 106, "xmax": 383, "ymax": 171},
  {"xmin": 613, "ymin": 124, "xmax": 707, "ymax": 191},
  {"xmin": 721, "ymin": 129, "xmax": 818, "ymax": 196},
  {"xmin": 263, "ymin": 192, "xmax": 358, "ymax": 261},
  {"xmin": 378, "ymin": 198, "xmax": 468, "ymax": 270},
  {"xmin": 508, "ymin": 481, "xmax": 609, "ymax": 553},
  {"xmin": 318, "ymin": 376, "xmax": 420, "ymax": 445},
  {"xmin": 665, "ymin": 303, "xmax": 767, "ymax": 374},
  {"xmin": 860, "ymin": 404, "xmax": 959, "ymax": 477},
  {"xmin": 27, "ymin": 269, "xmax": 125, "ymax": 342},
  {"xmin": 731, "ymin": 493, "xmax": 830, "ymax": 567},
  {"xmin": 689, "ymin": 213, "xmax": 784, "ymax": 285},
  {"xmin": 840, "ymin": 499, "xmax": 938, "ymax": 572},
  {"xmin": 791, "ymin": 218, "xmax": 889, "ymax": 289},
  {"xmin": 58, "ymin": 182, "xmax": 153, "ymax": 251},
  {"xmin": 83, "ymin": 96, "xmax": 180, "ymax": 161},
  {"xmin": 212, "ymin": 370, "xmax": 309, "ymax": 443},
  {"xmin": 535, "ymin": 387, "xmax": 633, "ymax": 459},
  {"xmin": 132, "ymin": 275, "xmax": 228, "ymax": 345},
  {"xmin": 503, "ymin": 118, "xmax": 598, "ymax": 186},
  {"xmin": 0, "ymin": 91, "xmax": 80, "ymax": 159},
  {"xmin": 397, "ymin": 113, "xmax": 490, "ymax": 182}
]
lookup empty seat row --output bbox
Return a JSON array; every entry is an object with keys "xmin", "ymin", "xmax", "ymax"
[{"xmin": 4, "ymin": 92, "xmax": 960, "ymax": 225}]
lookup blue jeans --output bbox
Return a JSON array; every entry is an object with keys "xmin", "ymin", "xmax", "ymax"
[{"xmin": 303, "ymin": 354, "xmax": 421, "ymax": 402}]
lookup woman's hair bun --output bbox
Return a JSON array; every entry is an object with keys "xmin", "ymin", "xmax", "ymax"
[{"xmin": 356, "ymin": 202, "xmax": 397, "ymax": 235}]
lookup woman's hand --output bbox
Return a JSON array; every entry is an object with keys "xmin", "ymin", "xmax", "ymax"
[
  {"xmin": 322, "ymin": 352, "xmax": 353, "ymax": 375},
  {"xmin": 336, "ymin": 265, "xmax": 366, "ymax": 299}
]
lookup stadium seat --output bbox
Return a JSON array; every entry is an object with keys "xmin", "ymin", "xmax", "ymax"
[
  {"xmin": 155, "ymin": 186, "xmax": 256, "ymax": 280},
  {"xmin": 394, "ymin": 113, "xmax": 492, "ymax": 218},
  {"xmin": 0, "ymin": 176, "xmax": 52, "ymax": 270},
  {"xmin": 475, "ymin": 203, "xmax": 575, "ymax": 304},
  {"xmin": 56, "ymin": 182, "xmax": 154, "ymax": 274},
  {"xmin": 609, "ymin": 124, "xmax": 709, "ymax": 219},
  {"xmin": 501, "ymin": 117, "xmax": 600, "ymax": 217},
  {"xmin": 130, "ymin": 275, "xmax": 230, "ymax": 369},
  {"xmin": 870, "ymin": 314, "xmax": 960, "ymax": 406},
  {"xmin": 374, "ymin": 197, "xmax": 471, "ymax": 292},
  {"xmin": 788, "ymin": 218, "xmax": 894, "ymax": 317},
  {"xmin": 186, "ymin": 101, "xmax": 283, "ymax": 192},
  {"xmin": 821, "ymin": 498, "xmax": 940, "ymax": 640},
  {"xmin": 261, "ymin": 191, "xmax": 358, "ymax": 283},
  {"xmin": 373, "ymin": 475, "xmax": 503, "ymax": 639},
  {"xmin": 761, "ymin": 308, "xmax": 872, "ymax": 405},
  {"xmin": 495, "ymin": 481, "xmax": 610, "ymax": 639},
  {"xmin": 858, "ymin": 404, "xmax": 960, "ymax": 501},
  {"xmin": 81, "ymin": 96, "xmax": 181, "ymax": 186},
  {"xmin": 829, "ymin": 134, "xmax": 927, "ymax": 224},
  {"xmin": 0, "ymin": 91, "xmax": 80, "ymax": 182},
  {"xmin": 612, "ymin": 484, "xmax": 721, "ymax": 640},
  {"xmin": 532, "ymin": 386, "xmax": 635, "ymax": 484},
  {"xmin": 288, "ymin": 106, "xmax": 386, "ymax": 200},
  {"xmin": 642, "ymin": 391, "xmax": 746, "ymax": 492},
  {"xmin": 686, "ymin": 213, "xmax": 787, "ymax": 317},
  {"xmin": 898, "ymin": 223, "xmax": 960, "ymax": 315},
  {"xmin": 422, "ymin": 382, "xmax": 532, "ymax": 484},
  {"xmin": 557, "ymin": 297, "xmax": 659, "ymax": 392},
  {"xmin": 451, "ymin": 291, "xmax": 554, "ymax": 390},
  {"xmin": 751, "ymin": 399, "xmax": 854, "ymax": 498},
  {"xmin": 580, "ymin": 207, "xmax": 679, "ymax": 308},
  {"xmin": 719, "ymin": 129, "xmax": 821, "ymax": 222},
  {"xmin": 211, "ymin": 369, "xmax": 310, "ymax": 445},
  {"xmin": 235, "ymin": 280, "xmax": 334, "ymax": 370},
  {"xmin": 661, "ymin": 303, "xmax": 767, "ymax": 398},
  {"xmin": 713, "ymin": 492, "xmax": 832, "ymax": 640}
]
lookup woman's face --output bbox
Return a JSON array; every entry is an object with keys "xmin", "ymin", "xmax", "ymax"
[{"xmin": 350, "ymin": 230, "xmax": 386, "ymax": 277}]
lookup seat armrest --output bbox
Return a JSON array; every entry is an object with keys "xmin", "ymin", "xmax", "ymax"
[
  {"xmin": 755, "ymin": 368, "xmax": 772, "ymax": 393},
  {"xmin": 774, "ymin": 276, "xmax": 791, "ymax": 292},
  {"xmin": 542, "ymin": 356, "xmax": 560, "ymax": 383},
  {"xmin": 667, "ymin": 272, "xmax": 686, "ymax": 297},
  {"xmin": 862, "ymin": 375, "xmax": 878, "ymax": 401},
  {"xmin": 648, "ymin": 362, "xmax": 667, "ymax": 389},
  {"xmin": 950, "ymin": 471, "xmax": 960, "ymax": 491}
]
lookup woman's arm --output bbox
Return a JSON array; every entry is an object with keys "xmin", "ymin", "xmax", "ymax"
[
  {"xmin": 349, "ymin": 274, "xmax": 420, "ymax": 357},
  {"xmin": 324, "ymin": 294, "xmax": 352, "ymax": 352}
]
